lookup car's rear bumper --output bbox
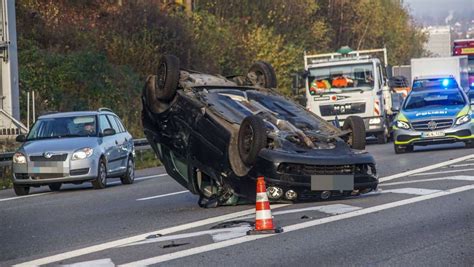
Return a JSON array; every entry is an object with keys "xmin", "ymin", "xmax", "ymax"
[{"xmin": 240, "ymin": 146, "xmax": 378, "ymax": 200}]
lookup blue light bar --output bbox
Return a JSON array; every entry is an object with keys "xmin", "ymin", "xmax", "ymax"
[{"xmin": 442, "ymin": 79, "xmax": 449, "ymax": 87}]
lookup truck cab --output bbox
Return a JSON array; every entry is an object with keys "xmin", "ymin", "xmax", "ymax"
[{"xmin": 304, "ymin": 48, "xmax": 394, "ymax": 144}]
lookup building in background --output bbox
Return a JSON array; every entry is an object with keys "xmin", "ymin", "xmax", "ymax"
[
  {"xmin": 0, "ymin": 0, "xmax": 26, "ymax": 138},
  {"xmin": 423, "ymin": 26, "xmax": 452, "ymax": 57}
]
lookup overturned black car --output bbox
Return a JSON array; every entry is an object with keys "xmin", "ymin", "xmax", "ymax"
[{"xmin": 142, "ymin": 55, "xmax": 378, "ymax": 207}]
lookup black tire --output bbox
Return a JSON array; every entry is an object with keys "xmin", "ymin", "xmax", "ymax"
[
  {"xmin": 13, "ymin": 184, "xmax": 30, "ymax": 196},
  {"xmin": 48, "ymin": 183, "xmax": 62, "ymax": 192},
  {"xmin": 92, "ymin": 159, "xmax": 107, "ymax": 189},
  {"xmin": 120, "ymin": 157, "xmax": 135, "ymax": 185},
  {"xmin": 394, "ymin": 144, "xmax": 413, "ymax": 154},
  {"xmin": 248, "ymin": 61, "xmax": 277, "ymax": 88},
  {"xmin": 376, "ymin": 131, "xmax": 388, "ymax": 144},
  {"xmin": 155, "ymin": 55, "xmax": 180, "ymax": 102},
  {"xmin": 342, "ymin": 116, "xmax": 366, "ymax": 150},
  {"xmin": 238, "ymin": 115, "xmax": 267, "ymax": 166},
  {"xmin": 466, "ymin": 141, "xmax": 474, "ymax": 148}
]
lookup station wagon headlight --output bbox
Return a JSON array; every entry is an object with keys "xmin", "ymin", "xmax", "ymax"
[
  {"xmin": 13, "ymin": 152, "xmax": 26, "ymax": 164},
  {"xmin": 72, "ymin": 148, "xmax": 94, "ymax": 160},
  {"xmin": 455, "ymin": 114, "xmax": 470, "ymax": 125},
  {"xmin": 396, "ymin": 120, "xmax": 410, "ymax": 129}
]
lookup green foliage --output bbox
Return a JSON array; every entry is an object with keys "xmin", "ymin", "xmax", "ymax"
[{"xmin": 16, "ymin": 0, "xmax": 427, "ymax": 137}]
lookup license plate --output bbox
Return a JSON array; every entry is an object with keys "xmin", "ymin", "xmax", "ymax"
[
  {"xmin": 311, "ymin": 175, "xmax": 354, "ymax": 191},
  {"xmin": 422, "ymin": 131, "xmax": 445, "ymax": 138}
]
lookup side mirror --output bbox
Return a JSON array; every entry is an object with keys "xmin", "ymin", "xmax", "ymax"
[
  {"xmin": 391, "ymin": 92, "xmax": 403, "ymax": 112},
  {"xmin": 291, "ymin": 73, "xmax": 300, "ymax": 95},
  {"xmin": 386, "ymin": 64, "xmax": 393, "ymax": 79},
  {"xmin": 103, "ymin": 128, "xmax": 116, "ymax": 136},
  {"xmin": 16, "ymin": 134, "xmax": 26, "ymax": 142}
]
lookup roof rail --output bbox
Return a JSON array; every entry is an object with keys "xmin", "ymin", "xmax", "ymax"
[{"xmin": 98, "ymin": 107, "xmax": 114, "ymax": 113}]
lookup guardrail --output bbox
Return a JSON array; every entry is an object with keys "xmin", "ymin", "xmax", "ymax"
[{"xmin": 0, "ymin": 138, "xmax": 150, "ymax": 167}]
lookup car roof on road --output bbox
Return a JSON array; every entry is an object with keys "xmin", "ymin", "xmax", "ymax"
[{"xmin": 39, "ymin": 110, "xmax": 115, "ymax": 119}]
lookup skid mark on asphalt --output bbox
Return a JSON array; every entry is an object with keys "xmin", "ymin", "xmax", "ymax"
[{"xmin": 119, "ymin": 184, "xmax": 474, "ymax": 266}]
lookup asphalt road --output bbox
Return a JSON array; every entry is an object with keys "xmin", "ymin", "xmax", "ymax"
[{"xmin": 1, "ymin": 142, "xmax": 473, "ymax": 266}]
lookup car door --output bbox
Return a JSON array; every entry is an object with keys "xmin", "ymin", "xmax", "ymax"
[
  {"xmin": 107, "ymin": 114, "xmax": 128, "ymax": 173},
  {"xmin": 99, "ymin": 115, "xmax": 120, "ymax": 173}
]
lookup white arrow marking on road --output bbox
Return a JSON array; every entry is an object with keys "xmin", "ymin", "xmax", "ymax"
[
  {"xmin": 379, "ymin": 154, "xmax": 474, "ymax": 183},
  {"xmin": 381, "ymin": 175, "xmax": 474, "ymax": 186},
  {"xmin": 136, "ymin": 190, "xmax": 189, "ymax": 201},
  {"xmin": 381, "ymin": 188, "xmax": 441, "ymax": 196},
  {"xmin": 120, "ymin": 226, "xmax": 252, "ymax": 248},
  {"xmin": 119, "ymin": 184, "xmax": 474, "ymax": 267},
  {"xmin": 13, "ymin": 203, "xmax": 290, "ymax": 267},
  {"xmin": 409, "ymin": 168, "xmax": 474, "ymax": 177},
  {"xmin": 61, "ymin": 258, "xmax": 114, "ymax": 267}
]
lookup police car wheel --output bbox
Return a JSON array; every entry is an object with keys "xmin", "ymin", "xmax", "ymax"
[{"xmin": 394, "ymin": 144, "xmax": 413, "ymax": 154}]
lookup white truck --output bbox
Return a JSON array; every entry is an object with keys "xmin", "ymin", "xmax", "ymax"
[
  {"xmin": 411, "ymin": 56, "xmax": 469, "ymax": 91},
  {"xmin": 304, "ymin": 48, "xmax": 396, "ymax": 144}
]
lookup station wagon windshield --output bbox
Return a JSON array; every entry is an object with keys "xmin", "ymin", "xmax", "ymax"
[
  {"xmin": 308, "ymin": 63, "xmax": 375, "ymax": 95},
  {"xmin": 27, "ymin": 115, "xmax": 98, "ymax": 140}
]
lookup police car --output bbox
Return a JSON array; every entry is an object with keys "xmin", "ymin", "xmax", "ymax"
[{"xmin": 393, "ymin": 76, "xmax": 474, "ymax": 153}]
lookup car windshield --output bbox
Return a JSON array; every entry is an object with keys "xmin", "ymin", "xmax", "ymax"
[
  {"xmin": 307, "ymin": 63, "xmax": 374, "ymax": 95},
  {"xmin": 403, "ymin": 90, "xmax": 466, "ymax": 110},
  {"xmin": 27, "ymin": 115, "xmax": 98, "ymax": 140},
  {"xmin": 412, "ymin": 78, "xmax": 459, "ymax": 90}
]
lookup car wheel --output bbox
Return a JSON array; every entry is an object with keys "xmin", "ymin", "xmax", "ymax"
[
  {"xmin": 92, "ymin": 160, "xmax": 107, "ymax": 189},
  {"xmin": 248, "ymin": 61, "xmax": 277, "ymax": 88},
  {"xmin": 48, "ymin": 183, "xmax": 62, "ymax": 192},
  {"xmin": 342, "ymin": 116, "xmax": 366, "ymax": 150},
  {"xmin": 376, "ymin": 131, "xmax": 388, "ymax": 144},
  {"xmin": 238, "ymin": 115, "xmax": 267, "ymax": 166},
  {"xmin": 13, "ymin": 184, "xmax": 30, "ymax": 196},
  {"xmin": 465, "ymin": 141, "xmax": 474, "ymax": 148},
  {"xmin": 155, "ymin": 55, "xmax": 180, "ymax": 102},
  {"xmin": 394, "ymin": 144, "xmax": 413, "ymax": 154},
  {"xmin": 120, "ymin": 157, "xmax": 135, "ymax": 185}
]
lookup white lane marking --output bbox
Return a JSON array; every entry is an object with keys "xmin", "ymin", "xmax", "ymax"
[
  {"xmin": 232, "ymin": 204, "xmax": 362, "ymax": 221},
  {"xmin": 120, "ymin": 226, "xmax": 252, "ymax": 248},
  {"xmin": 0, "ymin": 192, "xmax": 51, "ymax": 202},
  {"xmin": 381, "ymin": 175, "xmax": 474, "ymax": 186},
  {"xmin": 382, "ymin": 188, "xmax": 441, "ymax": 196},
  {"xmin": 61, "ymin": 258, "xmax": 114, "ymax": 267},
  {"xmin": 0, "ymin": 174, "xmax": 166, "ymax": 203},
  {"xmin": 444, "ymin": 163, "xmax": 474, "ymax": 168},
  {"xmin": 409, "ymin": 168, "xmax": 474, "ymax": 177},
  {"xmin": 13, "ymin": 204, "xmax": 290, "ymax": 267},
  {"xmin": 379, "ymin": 154, "xmax": 474, "ymax": 183},
  {"xmin": 120, "ymin": 184, "xmax": 474, "ymax": 266},
  {"xmin": 107, "ymin": 173, "xmax": 168, "ymax": 186},
  {"xmin": 136, "ymin": 191, "xmax": 189, "ymax": 201}
]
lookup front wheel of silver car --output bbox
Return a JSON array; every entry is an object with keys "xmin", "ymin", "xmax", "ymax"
[
  {"xmin": 120, "ymin": 157, "xmax": 135, "ymax": 185},
  {"xmin": 48, "ymin": 183, "xmax": 62, "ymax": 192},
  {"xmin": 92, "ymin": 160, "xmax": 107, "ymax": 189},
  {"xmin": 13, "ymin": 184, "xmax": 30, "ymax": 196}
]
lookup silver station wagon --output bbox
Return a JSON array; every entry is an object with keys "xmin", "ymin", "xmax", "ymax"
[{"xmin": 12, "ymin": 108, "xmax": 135, "ymax": 195}]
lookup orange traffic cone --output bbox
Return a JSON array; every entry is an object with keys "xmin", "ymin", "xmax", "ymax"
[{"xmin": 247, "ymin": 176, "xmax": 283, "ymax": 235}]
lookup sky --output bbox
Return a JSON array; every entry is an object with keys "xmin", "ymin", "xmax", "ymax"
[{"xmin": 404, "ymin": 0, "xmax": 474, "ymax": 25}]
